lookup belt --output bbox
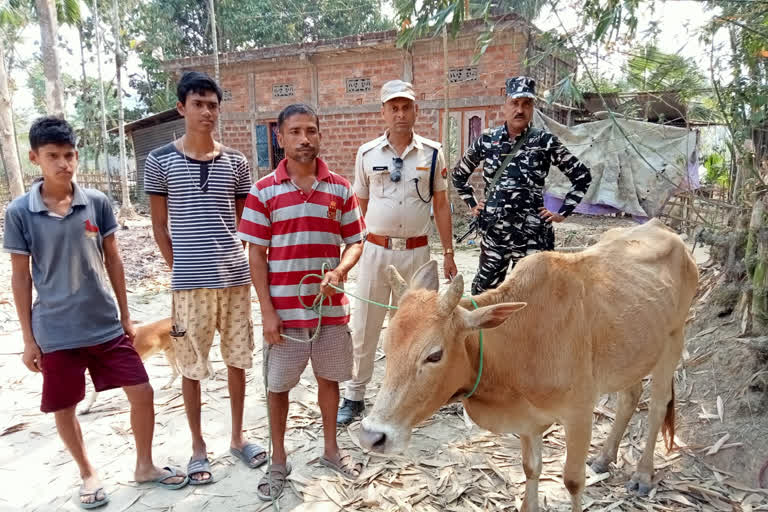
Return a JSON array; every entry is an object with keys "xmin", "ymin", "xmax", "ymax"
[{"xmin": 366, "ymin": 233, "xmax": 428, "ymax": 251}]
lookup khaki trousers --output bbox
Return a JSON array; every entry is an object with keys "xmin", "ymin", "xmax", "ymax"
[{"xmin": 344, "ymin": 241, "xmax": 430, "ymax": 401}]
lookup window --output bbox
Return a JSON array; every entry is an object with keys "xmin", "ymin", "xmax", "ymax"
[
  {"xmin": 269, "ymin": 122, "xmax": 284, "ymax": 169},
  {"xmin": 448, "ymin": 67, "xmax": 478, "ymax": 83},
  {"xmin": 447, "ymin": 116, "xmax": 459, "ymax": 166},
  {"xmin": 255, "ymin": 124, "xmax": 270, "ymax": 168},
  {"xmin": 346, "ymin": 78, "xmax": 372, "ymax": 93},
  {"xmin": 469, "ymin": 116, "xmax": 482, "ymax": 144},
  {"xmin": 272, "ymin": 84, "xmax": 295, "ymax": 97}
]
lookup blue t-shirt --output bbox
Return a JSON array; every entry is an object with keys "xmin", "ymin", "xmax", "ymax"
[{"xmin": 3, "ymin": 182, "xmax": 124, "ymax": 353}]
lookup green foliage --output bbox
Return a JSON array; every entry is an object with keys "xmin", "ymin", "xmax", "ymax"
[
  {"xmin": 124, "ymin": 0, "xmax": 393, "ymax": 112},
  {"xmin": 576, "ymin": 73, "xmax": 621, "ymax": 94},
  {"xmin": 395, "ymin": 0, "xmax": 545, "ymax": 53},
  {"xmin": 25, "ymin": 60, "xmax": 77, "ymax": 113},
  {"xmin": 624, "ymin": 44, "xmax": 705, "ymax": 95},
  {"xmin": 702, "ymin": 151, "xmax": 729, "ymax": 188}
]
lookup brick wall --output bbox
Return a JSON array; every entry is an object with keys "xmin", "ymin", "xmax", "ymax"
[{"xmin": 176, "ymin": 19, "xmax": 570, "ymax": 208}]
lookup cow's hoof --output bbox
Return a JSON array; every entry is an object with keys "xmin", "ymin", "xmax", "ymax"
[
  {"xmin": 626, "ymin": 477, "xmax": 652, "ymax": 496},
  {"xmin": 588, "ymin": 457, "xmax": 611, "ymax": 474}
]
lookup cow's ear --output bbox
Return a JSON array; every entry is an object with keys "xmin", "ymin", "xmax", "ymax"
[
  {"xmin": 387, "ymin": 265, "xmax": 409, "ymax": 305},
  {"xmin": 460, "ymin": 302, "xmax": 527, "ymax": 330},
  {"xmin": 410, "ymin": 260, "xmax": 439, "ymax": 292}
]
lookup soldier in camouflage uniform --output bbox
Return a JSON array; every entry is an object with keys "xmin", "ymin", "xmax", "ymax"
[{"xmin": 452, "ymin": 77, "xmax": 592, "ymax": 294}]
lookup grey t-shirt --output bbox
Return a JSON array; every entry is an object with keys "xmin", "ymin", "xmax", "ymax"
[{"xmin": 3, "ymin": 182, "xmax": 124, "ymax": 353}]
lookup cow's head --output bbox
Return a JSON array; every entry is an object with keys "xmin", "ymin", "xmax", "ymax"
[{"xmin": 359, "ymin": 260, "xmax": 526, "ymax": 454}]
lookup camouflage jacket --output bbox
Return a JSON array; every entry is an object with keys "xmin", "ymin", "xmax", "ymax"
[{"xmin": 451, "ymin": 123, "xmax": 592, "ymax": 217}]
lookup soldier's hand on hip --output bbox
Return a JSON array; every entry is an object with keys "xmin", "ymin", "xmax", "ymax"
[
  {"xmin": 472, "ymin": 201, "xmax": 485, "ymax": 217},
  {"xmin": 538, "ymin": 207, "xmax": 565, "ymax": 223}
]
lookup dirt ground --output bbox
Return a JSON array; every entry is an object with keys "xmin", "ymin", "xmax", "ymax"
[{"xmin": 0, "ymin": 214, "xmax": 766, "ymax": 512}]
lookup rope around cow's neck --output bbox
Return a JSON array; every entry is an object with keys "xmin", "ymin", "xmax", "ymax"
[{"xmin": 262, "ymin": 264, "xmax": 484, "ymax": 510}]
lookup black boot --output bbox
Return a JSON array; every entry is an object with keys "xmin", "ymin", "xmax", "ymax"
[{"xmin": 337, "ymin": 398, "xmax": 365, "ymax": 426}]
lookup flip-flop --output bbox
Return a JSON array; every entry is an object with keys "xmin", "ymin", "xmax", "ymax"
[
  {"xmin": 78, "ymin": 485, "xmax": 109, "ymax": 510},
  {"xmin": 138, "ymin": 466, "xmax": 189, "ymax": 490},
  {"xmin": 230, "ymin": 442, "xmax": 268, "ymax": 469},
  {"xmin": 187, "ymin": 457, "xmax": 214, "ymax": 485},
  {"xmin": 320, "ymin": 452, "xmax": 363, "ymax": 481},
  {"xmin": 257, "ymin": 462, "xmax": 292, "ymax": 501}
]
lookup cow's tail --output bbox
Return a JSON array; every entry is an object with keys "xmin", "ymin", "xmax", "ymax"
[{"xmin": 661, "ymin": 380, "xmax": 676, "ymax": 452}]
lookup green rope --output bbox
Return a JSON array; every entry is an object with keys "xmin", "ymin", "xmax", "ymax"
[
  {"xmin": 464, "ymin": 297, "xmax": 483, "ymax": 399},
  {"xmin": 262, "ymin": 265, "xmax": 484, "ymax": 510}
]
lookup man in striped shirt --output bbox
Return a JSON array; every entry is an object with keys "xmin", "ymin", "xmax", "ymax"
[
  {"xmin": 145, "ymin": 71, "xmax": 265, "ymax": 484},
  {"xmin": 238, "ymin": 104, "xmax": 366, "ymax": 499}
]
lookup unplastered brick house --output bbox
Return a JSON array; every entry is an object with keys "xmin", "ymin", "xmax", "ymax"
[{"xmin": 126, "ymin": 15, "xmax": 574, "ymax": 203}]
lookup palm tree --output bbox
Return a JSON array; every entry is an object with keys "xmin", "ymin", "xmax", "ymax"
[
  {"xmin": 91, "ymin": 0, "xmax": 112, "ymax": 200},
  {"xmin": 112, "ymin": 0, "xmax": 133, "ymax": 215},
  {"xmin": 0, "ymin": 2, "xmax": 28, "ymax": 198},
  {"xmin": 33, "ymin": 0, "xmax": 81, "ymax": 116},
  {"xmin": 34, "ymin": 0, "xmax": 64, "ymax": 115}
]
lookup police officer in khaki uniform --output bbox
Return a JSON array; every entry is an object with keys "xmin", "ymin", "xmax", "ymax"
[{"xmin": 338, "ymin": 80, "xmax": 457, "ymax": 424}]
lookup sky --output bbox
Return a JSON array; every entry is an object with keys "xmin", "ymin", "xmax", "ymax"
[
  {"xmin": 9, "ymin": 1, "xmax": 144, "ymax": 124},
  {"xmin": 8, "ymin": 0, "xmax": 729, "ymax": 125},
  {"xmin": 535, "ymin": 0, "xmax": 728, "ymax": 83}
]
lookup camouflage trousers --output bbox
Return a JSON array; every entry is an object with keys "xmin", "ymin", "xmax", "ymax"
[{"xmin": 471, "ymin": 209, "xmax": 555, "ymax": 294}]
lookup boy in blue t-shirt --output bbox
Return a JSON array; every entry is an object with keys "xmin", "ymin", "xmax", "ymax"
[{"xmin": 4, "ymin": 117, "xmax": 188, "ymax": 509}]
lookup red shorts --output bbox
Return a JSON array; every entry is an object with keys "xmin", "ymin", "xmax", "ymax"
[{"xmin": 40, "ymin": 334, "xmax": 149, "ymax": 413}]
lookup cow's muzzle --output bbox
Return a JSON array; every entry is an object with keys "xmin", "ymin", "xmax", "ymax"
[
  {"xmin": 359, "ymin": 426, "xmax": 387, "ymax": 452},
  {"xmin": 359, "ymin": 417, "xmax": 409, "ymax": 454}
]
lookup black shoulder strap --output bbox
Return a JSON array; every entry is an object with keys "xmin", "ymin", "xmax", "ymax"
[
  {"xmin": 428, "ymin": 148, "xmax": 438, "ymax": 199},
  {"xmin": 484, "ymin": 127, "xmax": 536, "ymax": 200}
]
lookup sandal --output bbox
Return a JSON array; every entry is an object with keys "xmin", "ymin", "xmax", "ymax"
[
  {"xmin": 257, "ymin": 462, "xmax": 292, "ymax": 501},
  {"xmin": 320, "ymin": 451, "xmax": 363, "ymax": 481},
  {"xmin": 187, "ymin": 457, "xmax": 214, "ymax": 485},
  {"xmin": 78, "ymin": 485, "xmax": 109, "ymax": 510},
  {"xmin": 138, "ymin": 466, "xmax": 189, "ymax": 490},
  {"xmin": 230, "ymin": 442, "xmax": 268, "ymax": 469}
]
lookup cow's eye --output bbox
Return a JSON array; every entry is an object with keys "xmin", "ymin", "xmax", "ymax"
[{"xmin": 425, "ymin": 349, "xmax": 443, "ymax": 363}]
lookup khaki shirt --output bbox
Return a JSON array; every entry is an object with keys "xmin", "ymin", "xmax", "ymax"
[{"xmin": 353, "ymin": 132, "xmax": 447, "ymax": 238}]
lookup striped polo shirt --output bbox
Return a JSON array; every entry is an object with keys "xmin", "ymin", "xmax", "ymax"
[
  {"xmin": 237, "ymin": 158, "xmax": 366, "ymax": 328},
  {"xmin": 144, "ymin": 142, "xmax": 252, "ymax": 291}
]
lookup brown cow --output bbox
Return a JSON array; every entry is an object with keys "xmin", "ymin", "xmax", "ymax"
[{"xmin": 359, "ymin": 219, "xmax": 699, "ymax": 511}]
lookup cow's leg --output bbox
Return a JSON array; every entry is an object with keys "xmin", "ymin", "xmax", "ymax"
[
  {"xmin": 590, "ymin": 382, "xmax": 642, "ymax": 473},
  {"xmin": 628, "ymin": 342, "xmax": 679, "ymax": 496},
  {"xmin": 80, "ymin": 390, "xmax": 98, "ymax": 414},
  {"xmin": 520, "ymin": 431, "xmax": 543, "ymax": 512},
  {"xmin": 563, "ymin": 414, "xmax": 593, "ymax": 511},
  {"xmin": 162, "ymin": 347, "xmax": 179, "ymax": 389}
]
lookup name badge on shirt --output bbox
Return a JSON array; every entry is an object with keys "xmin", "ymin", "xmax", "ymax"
[
  {"xmin": 416, "ymin": 166, "xmax": 429, "ymax": 171},
  {"xmin": 372, "ymin": 166, "xmax": 388, "ymax": 172},
  {"xmin": 327, "ymin": 199, "xmax": 338, "ymax": 220}
]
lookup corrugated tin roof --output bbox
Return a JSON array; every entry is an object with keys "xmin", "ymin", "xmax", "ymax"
[{"xmin": 116, "ymin": 109, "xmax": 182, "ymax": 135}]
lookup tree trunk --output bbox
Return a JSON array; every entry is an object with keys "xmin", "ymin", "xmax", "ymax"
[
  {"xmin": 0, "ymin": 38, "xmax": 25, "ymax": 198},
  {"xmin": 34, "ymin": 0, "xmax": 65, "ymax": 116},
  {"xmin": 208, "ymin": 0, "xmax": 221, "ymax": 136},
  {"xmin": 745, "ymin": 190, "xmax": 768, "ymax": 333},
  {"xmin": 92, "ymin": 0, "xmax": 112, "ymax": 201},
  {"xmin": 112, "ymin": 0, "xmax": 133, "ymax": 215},
  {"xmin": 77, "ymin": 22, "xmax": 90, "ymax": 172}
]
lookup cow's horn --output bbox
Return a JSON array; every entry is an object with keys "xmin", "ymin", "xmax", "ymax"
[
  {"xmin": 438, "ymin": 273, "xmax": 463, "ymax": 317},
  {"xmin": 387, "ymin": 265, "xmax": 408, "ymax": 305}
]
